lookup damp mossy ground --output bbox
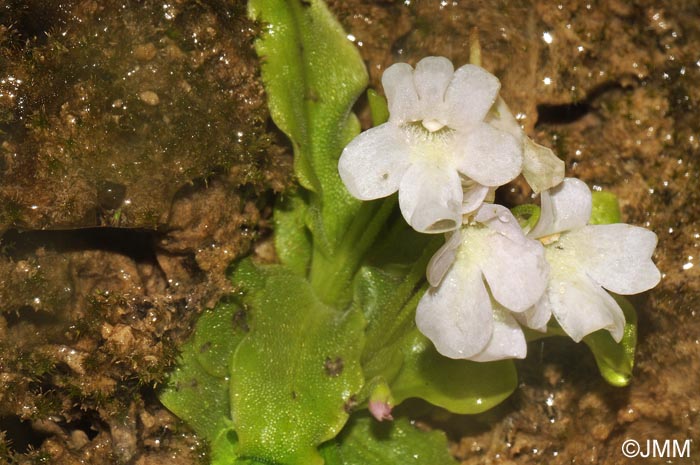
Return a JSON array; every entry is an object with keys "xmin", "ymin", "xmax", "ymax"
[
  {"xmin": 0, "ymin": 0, "xmax": 286, "ymax": 230},
  {"xmin": 0, "ymin": 1, "xmax": 290, "ymax": 464}
]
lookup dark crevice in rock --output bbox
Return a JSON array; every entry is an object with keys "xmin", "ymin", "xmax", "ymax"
[
  {"xmin": 0, "ymin": 1, "xmax": 67, "ymax": 47},
  {"xmin": 536, "ymin": 101, "xmax": 591, "ymax": 126},
  {"xmin": 535, "ymin": 79, "xmax": 638, "ymax": 127},
  {"xmin": 0, "ymin": 416, "xmax": 50, "ymax": 455},
  {"xmin": 1, "ymin": 227, "xmax": 160, "ymax": 265}
]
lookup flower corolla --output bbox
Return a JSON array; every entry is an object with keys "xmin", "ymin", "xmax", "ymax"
[
  {"xmin": 521, "ymin": 178, "xmax": 661, "ymax": 341},
  {"xmin": 339, "ymin": 56, "xmax": 523, "ymax": 233},
  {"xmin": 486, "ymin": 97, "xmax": 565, "ymax": 194},
  {"xmin": 415, "ymin": 204, "xmax": 549, "ymax": 361}
]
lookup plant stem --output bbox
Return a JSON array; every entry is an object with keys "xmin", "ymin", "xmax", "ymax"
[
  {"xmin": 310, "ymin": 197, "xmax": 397, "ymax": 306},
  {"xmin": 362, "ymin": 236, "xmax": 441, "ymax": 360}
]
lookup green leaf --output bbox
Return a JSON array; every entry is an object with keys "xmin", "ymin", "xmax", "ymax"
[
  {"xmin": 511, "ymin": 204, "xmax": 541, "ymax": 232},
  {"xmin": 228, "ymin": 260, "xmax": 366, "ymax": 465},
  {"xmin": 159, "ymin": 338, "xmax": 233, "ymax": 445},
  {"xmin": 274, "ymin": 192, "xmax": 312, "ymax": 276},
  {"xmin": 590, "ymin": 191, "xmax": 621, "ymax": 225},
  {"xmin": 352, "ymin": 261, "xmax": 517, "ymax": 415},
  {"xmin": 160, "ymin": 301, "xmax": 248, "ymax": 461},
  {"xmin": 583, "ymin": 295, "xmax": 637, "ymax": 387},
  {"xmin": 194, "ymin": 300, "xmax": 250, "ymax": 379},
  {"xmin": 367, "ymin": 89, "xmax": 389, "ymax": 126},
  {"xmin": 390, "ymin": 330, "xmax": 517, "ymax": 414},
  {"xmin": 211, "ymin": 428, "xmax": 239, "ymax": 465},
  {"xmin": 320, "ymin": 415, "xmax": 458, "ymax": 465},
  {"xmin": 248, "ymin": 0, "xmax": 368, "ymax": 253},
  {"xmin": 355, "ymin": 236, "xmax": 438, "ymax": 384}
]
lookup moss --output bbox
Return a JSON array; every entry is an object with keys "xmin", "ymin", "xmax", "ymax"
[
  {"xmin": 0, "ymin": 0, "xmax": 285, "ymax": 230},
  {"xmin": 0, "ymin": 199, "xmax": 23, "ymax": 226}
]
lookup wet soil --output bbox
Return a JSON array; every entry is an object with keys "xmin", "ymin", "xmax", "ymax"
[{"xmin": 1, "ymin": 0, "xmax": 699, "ymax": 464}]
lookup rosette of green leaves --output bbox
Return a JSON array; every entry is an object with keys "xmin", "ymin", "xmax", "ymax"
[
  {"xmin": 160, "ymin": 0, "xmax": 514, "ymax": 463},
  {"xmin": 159, "ymin": 1, "xmax": 636, "ymax": 464}
]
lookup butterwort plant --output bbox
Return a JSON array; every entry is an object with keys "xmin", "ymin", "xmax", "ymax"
[{"xmin": 159, "ymin": 1, "xmax": 661, "ymax": 464}]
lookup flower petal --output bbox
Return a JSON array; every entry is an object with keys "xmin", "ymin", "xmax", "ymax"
[
  {"xmin": 338, "ymin": 123, "xmax": 411, "ymax": 200},
  {"xmin": 470, "ymin": 306, "xmax": 527, "ymax": 362},
  {"xmin": 522, "ymin": 138, "xmax": 565, "ymax": 194},
  {"xmin": 426, "ymin": 230, "xmax": 461, "ymax": 287},
  {"xmin": 563, "ymin": 224, "xmax": 661, "ymax": 295},
  {"xmin": 398, "ymin": 162, "xmax": 462, "ymax": 233},
  {"xmin": 382, "ymin": 62, "xmax": 420, "ymax": 124},
  {"xmin": 529, "ymin": 177, "xmax": 592, "ymax": 239},
  {"xmin": 445, "ymin": 64, "xmax": 500, "ymax": 129},
  {"xmin": 416, "ymin": 263, "xmax": 493, "ymax": 359},
  {"xmin": 544, "ymin": 269, "xmax": 626, "ymax": 342},
  {"xmin": 413, "ymin": 57, "xmax": 454, "ymax": 121},
  {"xmin": 461, "ymin": 180, "xmax": 489, "ymax": 214},
  {"xmin": 473, "ymin": 205, "xmax": 549, "ymax": 312},
  {"xmin": 484, "ymin": 97, "xmax": 521, "ymax": 136},
  {"xmin": 474, "ymin": 203, "xmax": 528, "ymax": 240},
  {"xmin": 485, "ymin": 97, "xmax": 564, "ymax": 194},
  {"xmin": 515, "ymin": 301, "xmax": 552, "ymax": 332},
  {"xmin": 454, "ymin": 122, "xmax": 523, "ymax": 187}
]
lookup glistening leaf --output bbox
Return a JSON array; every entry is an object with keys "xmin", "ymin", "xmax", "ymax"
[
  {"xmin": 159, "ymin": 302, "xmax": 245, "ymax": 462},
  {"xmin": 320, "ymin": 415, "xmax": 458, "ymax": 465},
  {"xmin": 583, "ymin": 294, "xmax": 637, "ymax": 387},
  {"xmin": 194, "ymin": 300, "xmax": 249, "ymax": 379},
  {"xmin": 273, "ymin": 192, "xmax": 312, "ymax": 276},
  {"xmin": 390, "ymin": 330, "xmax": 518, "ymax": 414},
  {"xmin": 159, "ymin": 338, "xmax": 233, "ymax": 447},
  {"xmin": 249, "ymin": 0, "xmax": 368, "ymax": 255},
  {"xmin": 590, "ymin": 191, "xmax": 622, "ymax": 225},
  {"xmin": 228, "ymin": 260, "xmax": 365, "ymax": 465}
]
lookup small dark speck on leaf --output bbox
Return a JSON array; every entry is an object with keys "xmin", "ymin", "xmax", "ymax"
[
  {"xmin": 343, "ymin": 395, "xmax": 358, "ymax": 414},
  {"xmin": 306, "ymin": 89, "xmax": 320, "ymax": 102},
  {"xmin": 199, "ymin": 341, "xmax": 212, "ymax": 353},
  {"xmin": 233, "ymin": 308, "xmax": 250, "ymax": 333},
  {"xmin": 324, "ymin": 356, "xmax": 343, "ymax": 377}
]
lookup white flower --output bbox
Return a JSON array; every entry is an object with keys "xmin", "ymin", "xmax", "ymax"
[
  {"xmin": 486, "ymin": 97, "xmax": 565, "ymax": 194},
  {"xmin": 338, "ymin": 57, "xmax": 523, "ymax": 233},
  {"xmin": 522, "ymin": 178, "xmax": 661, "ymax": 341},
  {"xmin": 415, "ymin": 204, "xmax": 549, "ymax": 361}
]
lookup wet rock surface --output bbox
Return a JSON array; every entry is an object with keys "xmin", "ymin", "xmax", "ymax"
[
  {"xmin": 0, "ymin": 0, "xmax": 290, "ymax": 463},
  {"xmin": 0, "ymin": 0, "xmax": 285, "ymax": 230},
  {"xmin": 1, "ymin": 0, "xmax": 698, "ymax": 464}
]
